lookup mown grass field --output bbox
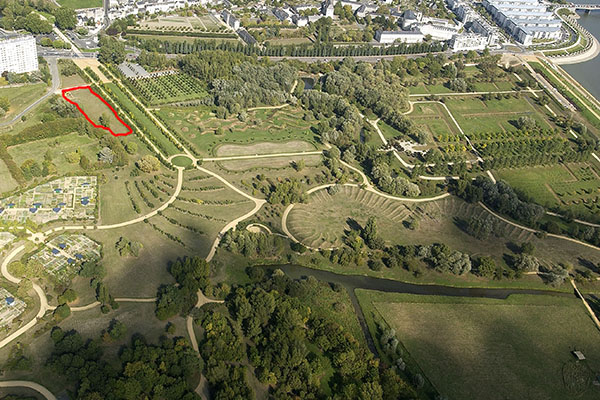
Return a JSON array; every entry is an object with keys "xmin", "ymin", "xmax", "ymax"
[
  {"xmin": 56, "ymin": 0, "xmax": 102, "ymax": 8},
  {"xmin": 444, "ymin": 95, "xmax": 552, "ymax": 135},
  {"xmin": 157, "ymin": 106, "xmax": 319, "ymax": 157},
  {"xmin": 0, "ymin": 160, "xmax": 18, "ymax": 194},
  {"xmin": 0, "ymin": 83, "xmax": 47, "ymax": 123},
  {"xmin": 358, "ymin": 290, "xmax": 600, "ymax": 400},
  {"xmin": 64, "ymin": 87, "xmax": 129, "ymax": 135},
  {"xmin": 288, "ymin": 185, "xmax": 412, "ymax": 249},
  {"xmin": 217, "ymin": 154, "xmax": 322, "ymax": 172}
]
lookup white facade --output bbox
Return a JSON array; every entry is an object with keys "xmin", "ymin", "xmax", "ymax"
[
  {"xmin": 483, "ymin": 0, "xmax": 562, "ymax": 45},
  {"xmin": 450, "ymin": 33, "xmax": 488, "ymax": 51},
  {"xmin": 0, "ymin": 36, "xmax": 38, "ymax": 74},
  {"xmin": 221, "ymin": 10, "xmax": 240, "ymax": 29},
  {"xmin": 419, "ymin": 23, "xmax": 460, "ymax": 40},
  {"xmin": 375, "ymin": 30, "xmax": 424, "ymax": 44}
]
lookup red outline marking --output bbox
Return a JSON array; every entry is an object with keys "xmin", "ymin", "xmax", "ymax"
[{"xmin": 61, "ymin": 86, "xmax": 132, "ymax": 137}]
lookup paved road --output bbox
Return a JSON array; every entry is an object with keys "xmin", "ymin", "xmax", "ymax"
[
  {"xmin": 0, "ymin": 381, "xmax": 56, "ymax": 400},
  {"xmin": 0, "ymin": 58, "xmax": 59, "ymax": 128}
]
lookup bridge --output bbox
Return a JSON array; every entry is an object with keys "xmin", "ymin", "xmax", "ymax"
[{"xmin": 568, "ymin": 3, "xmax": 600, "ymax": 11}]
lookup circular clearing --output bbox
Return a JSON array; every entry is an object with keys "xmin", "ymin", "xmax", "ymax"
[
  {"xmin": 172, "ymin": 155, "xmax": 194, "ymax": 168},
  {"xmin": 286, "ymin": 186, "xmax": 413, "ymax": 249}
]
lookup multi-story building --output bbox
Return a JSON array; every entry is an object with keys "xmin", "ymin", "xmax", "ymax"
[
  {"xmin": 0, "ymin": 36, "xmax": 38, "ymax": 74},
  {"xmin": 221, "ymin": 9, "xmax": 240, "ymax": 29},
  {"xmin": 450, "ymin": 33, "xmax": 489, "ymax": 50},
  {"xmin": 482, "ymin": 0, "xmax": 562, "ymax": 45}
]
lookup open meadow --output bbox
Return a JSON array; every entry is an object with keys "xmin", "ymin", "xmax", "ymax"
[
  {"xmin": 157, "ymin": 106, "xmax": 319, "ymax": 157},
  {"xmin": 357, "ymin": 290, "xmax": 600, "ymax": 400},
  {"xmin": 0, "ymin": 83, "xmax": 47, "ymax": 123}
]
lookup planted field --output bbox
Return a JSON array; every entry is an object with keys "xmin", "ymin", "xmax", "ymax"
[
  {"xmin": 158, "ymin": 106, "xmax": 317, "ymax": 157},
  {"xmin": 8, "ymin": 133, "xmax": 101, "ymax": 176},
  {"xmin": 0, "ymin": 83, "xmax": 47, "ymax": 123},
  {"xmin": 359, "ymin": 291, "xmax": 600, "ymax": 400},
  {"xmin": 105, "ymin": 83, "xmax": 179, "ymax": 156},
  {"xmin": 496, "ymin": 163, "xmax": 600, "ymax": 215},
  {"xmin": 287, "ymin": 185, "xmax": 412, "ymax": 249},
  {"xmin": 128, "ymin": 73, "xmax": 207, "ymax": 105}
]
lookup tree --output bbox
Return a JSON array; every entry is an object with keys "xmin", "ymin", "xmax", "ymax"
[
  {"xmin": 125, "ymin": 142, "xmax": 137, "ymax": 154},
  {"xmin": 54, "ymin": 7, "xmax": 77, "ymax": 30},
  {"xmin": 103, "ymin": 319, "xmax": 127, "ymax": 341},
  {"xmin": 0, "ymin": 96, "xmax": 9, "ymax": 111},
  {"xmin": 136, "ymin": 155, "xmax": 160, "ymax": 173},
  {"xmin": 98, "ymin": 36, "xmax": 126, "ymax": 64},
  {"xmin": 54, "ymin": 304, "xmax": 71, "ymax": 321}
]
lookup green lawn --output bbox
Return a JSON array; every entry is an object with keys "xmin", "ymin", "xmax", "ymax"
[
  {"xmin": 358, "ymin": 290, "xmax": 600, "ymax": 400},
  {"xmin": 7, "ymin": 133, "xmax": 100, "ymax": 175},
  {"xmin": 0, "ymin": 160, "xmax": 18, "ymax": 194},
  {"xmin": 56, "ymin": 0, "xmax": 102, "ymax": 8},
  {"xmin": 285, "ymin": 194, "xmax": 600, "ymax": 291},
  {"xmin": 0, "ymin": 83, "xmax": 47, "ymax": 123},
  {"xmin": 445, "ymin": 95, "xmax": 552, "ymax": 134}
]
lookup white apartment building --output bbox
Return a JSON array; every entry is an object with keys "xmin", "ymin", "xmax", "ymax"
[
  {"xmin": 450, "ymin": 33, "xmax": 488, "ymax": 51},
  {"xmin": 483, "ymin": 0, "xmax": 562, "ymax": 45},
  {"xmin": 0, "ymin": 36, "xmax": 38, "ymax": 74}
]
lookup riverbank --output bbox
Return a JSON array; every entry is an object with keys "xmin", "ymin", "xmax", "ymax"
[{"xmin": 553, "ymin": 32, "xmax": 600, "ymax": 65}]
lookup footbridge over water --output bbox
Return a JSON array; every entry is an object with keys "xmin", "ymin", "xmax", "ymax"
[{"xmin": 568, "ymin": 3, "xmax": 600, "ymax": 12}]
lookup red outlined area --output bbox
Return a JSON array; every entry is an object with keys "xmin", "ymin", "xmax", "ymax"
[{"xmin": 61, "ymin": 86, "xmax": 132, "ymax": 137}]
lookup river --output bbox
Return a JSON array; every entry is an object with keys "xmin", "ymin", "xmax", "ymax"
[{"xmin": 563, "ymin": 5, "xmax": 600, "ymax": 101}]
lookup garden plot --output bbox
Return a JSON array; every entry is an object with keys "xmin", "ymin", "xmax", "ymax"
[
  {"xmin": 0, "ymin": 287, "xmax": 25, "ymax": 328},
  {"xmin": 30, "ymin": 234, "xmax": 101, "ymax": 282},
  {"xmin": 0, "ymin": 232, "xmax": 15, "ymax": 249},
  {"xmin": 0, "ymin": 176, "xmax": 97, "ymax": 224},
  {"xmin": 128, "ymin": 73, "xmax": 207, "ymax": 105},
  {"xmin": 496, "ymin": 163, "xmax": 600, "ymax": 213},
  {"xmin": 136, "ymin": 14, "xmax": 227, "ymax": 32}
]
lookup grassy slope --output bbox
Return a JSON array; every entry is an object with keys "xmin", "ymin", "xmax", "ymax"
[{"xmin": 0, "ymin": 83, "xmax": 47, "ymax": 123}]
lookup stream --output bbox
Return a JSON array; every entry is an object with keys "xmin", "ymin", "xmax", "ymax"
[{"xmin": 266, "ymin": 264, "xmax": 575, "ymax": 355}]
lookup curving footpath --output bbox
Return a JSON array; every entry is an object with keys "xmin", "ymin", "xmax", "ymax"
[{"xmin": 0, "ymin": 380, "xmax": 56, "ymax": 400}]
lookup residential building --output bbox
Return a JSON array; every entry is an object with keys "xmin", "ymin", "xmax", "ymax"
[
  {"xmin": 221, "ymin": 9, "xmax": 241, "ymax": 29},
  {"xmin": 483, "ymin": 0, "xmax": 562, "ymax": 45},
  {"xmin": 450, "ymin": 33, "xmax": 489, "ymax": 51},
  {"xmin": 0, "ymin": 36, "xmax": 38, "ymax": 74}
]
